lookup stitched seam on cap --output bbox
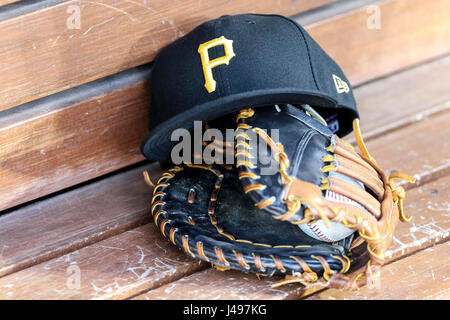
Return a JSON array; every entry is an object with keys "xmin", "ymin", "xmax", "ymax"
[{"xmin": 278, "ymin": 16, "xmax": 320, "ymax": 91}]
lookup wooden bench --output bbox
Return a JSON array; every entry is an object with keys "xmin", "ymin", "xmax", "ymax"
[{"xmin": 0, "ymin": 0, "xmax": 448, "ymax": 299}]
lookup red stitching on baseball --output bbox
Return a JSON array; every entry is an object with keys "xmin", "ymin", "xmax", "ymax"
[
  {"xmin": 305, "ymin": 191, "xmax": 362, "ymax": 242},
  {"xmin": 308, "ymin": 226, "xmax": 332, "ymax": 242}
]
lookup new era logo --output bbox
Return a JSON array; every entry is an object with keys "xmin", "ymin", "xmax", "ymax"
[{"xmin": 332, "ymin": 74, "xmax": 350, "ymax": 94}]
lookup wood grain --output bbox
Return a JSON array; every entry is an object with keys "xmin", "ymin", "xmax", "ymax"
[
  {"xmin": 133, "ymin": 174, "xmax": 450, "ymax": 300},
  {"xmin": 0, "ymin": 0, "xmax": 21, "ymax": 6},
  {"xmin": 134, "ymin": 268, "xmax": 326, "ymax": 300},
  {"xmin": 0, "ymin": 162, "xmax": 162, "ymax": 278},
  {"xmin": 0, "ymin": 78, "xmax": 150, "ymax": 211},
  {"xmin": 308, "ymin": 242, "xmax": 450, "ymax": 300},
  {"xmin": 1, "ymin": 52, "xmax": 449, "ymax": 212},
  {"xmin": 0, "ymin": 113, "xmax": 448, "ymax": 299},
  {"xmin": 0, "ymin": 0, "xmax": 335, "ymax": 111},
  {"xmin": 368, "ymin": 112, "xmax": 450, "ymax": 187},
  {"xmin": 0, "ymin": 224, "xmax": 206, "ymax": 300},
  {"xmin": 352, "ymin": 55, "xmax": 450, "ymax": 141},
  {"xmin": 307, "ymin": 0, "xmax": 450, "ymax": 86},
  {"xmin": 385, "ymin": 175, "xmax": 450, "ymax": 260}
]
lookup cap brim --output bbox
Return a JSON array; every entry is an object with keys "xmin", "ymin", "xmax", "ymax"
[{"xmin": 141, "ymin": 88, "xmax": 353, "ymax": 161}]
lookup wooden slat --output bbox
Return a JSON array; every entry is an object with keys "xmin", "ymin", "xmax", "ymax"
[
  {"xmin": 307, "ymin": 0, "xmax": 450, "ymax": 86},
  {"xmin": 308, "ymin": 242, "xmax": 450, "ymax": 300},
  {"xmin": 0, "ymin": 224, "xmax": 206, "ymax": 300},
  {"xmin": 0, "ymin": 0, "xmax": 21, "ymax": 6},
  {"xmin": 352, "ymin": 55, "xmax": 450, "ymax": 141},
  {"xmin": 367, "ymin": 112, "xmax": 450, "ymax": 187},
  {"xmin": 0, "ymin": 74, "xmax": 150, "ymax": 211},
  {"xmin": 1, "ymin": 113, "xmax": 448, "ymax": 299},
  {"xmin": 134, "ymin": 269, "xmax": 323, "ymax": 300},
  {"xmin": 1, "ymin": 51, "xmax": 449, "ymax": 212},
  {"xmin": 0, "ymin": 162, "xmax": 162, "ymax": 278},
  {"xmin": 0, "ymin": 0, "xmax": 335, "ymax": 111},
  {"xmin": 385, "ymin": 175, "xmax": 450, "ymax": 259},
  {"xmin": 133, "ymin": 174, "xmax": 450, "ymax": 300}
]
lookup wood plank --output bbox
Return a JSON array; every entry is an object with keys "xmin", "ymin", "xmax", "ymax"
[
  {"xmin": 0, "ymin": 161, "xmax": 162, "ymax": 278},
  {"xmin": 0, "ymin": 0, "xmax": 21, "ymax": 6},
  {"xmin": 367, "ymin": 112, "xmax": 450, "ymax": 187},
  {"xmin": 133, "ymin": 117, "xmax": 450, "ymax": 300},
  {"xmin": 386, "ymin": 175, "xmax": 450, "ymax": 260},
  {"xmin": 0, "ymin": 0, "xmax": 65, "ymax": 21},
  {"xmin": 0, "ymin": 0, "xmax": 335, "ymax": 111},
  {"xmin": 134, "ymin": 268, "xmax": 325, "ymax": 300},
  {"xmin": 1, "ymin": 120, "xmax": 448, "ymax": 299},
  {"xmin": 353, "ymin": 55, "xmax": 450, "ymax": 141},
  {"xmin": 306, "ymin": 0, "xmax": 450, "ymax": 86},
  {"xmin": 0, "ymin": 72, "xmax": 150, "ymax": 211},
  {"xmin": 1, "ymin": 52, "xmax": 449, "ymax": 213},
  {"xmin": 0, "ymin": 223, "xmax": 207, "ymax": 299},
  {"xmin": 308, "ymin": 242, "xmax": 450, "ymax": 300}
]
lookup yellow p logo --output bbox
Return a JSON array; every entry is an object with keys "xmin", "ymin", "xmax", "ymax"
[{"xmin": 198, "ymin": 36, "xmax": 235, "ymax": 93}]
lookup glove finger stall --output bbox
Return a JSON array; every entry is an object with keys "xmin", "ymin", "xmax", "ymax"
[{"xmin": 152, "ymin": 164, "xmax": 348, "ymax": 277}]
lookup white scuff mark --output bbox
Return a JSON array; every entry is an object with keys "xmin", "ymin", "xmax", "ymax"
[
  {"xmin": 409, "ymin": 218, "xmax": 449, "ymax": 238},
  {"xmin": 408, "ymin": 223, "xmax": 419, "ymax": 241},
  {"xmin": 423, "ymin": 288, "xmax": 450, "ymax": 300},
  {"xmin": 89, "ymin": 251, "xmax": 188, "ymax": 299},
  {"xmin": 392, "ymin": 236, "xmax": 406, "ymax": 249},
  {"xmin": 426, "ymin": 201, "xmax": 450, "ymax": 212},
  {"xmin": 90, "ymin": 280, "xmax": 115, "ymax": 295},
  {"xmin": 122, "ymin": 0, "xmax": 184, "ymax": 38},
  {"xmin": 0, "ymin": 245, "xmax": 8, "ymax": 258},
  {"xmin": 386, "ymin": 218, "xmax": 450, "ymax": 258},
  {"xmin": 430, "ymin": 267, "xmax": 436, "ymax": 281},
  {"xmin": 154, "ymin": 242, "xmax": 167, "ymax": 254},
  {"xmin": 83, "ymin": 17, "xmax": 115, "ymax": 35},
  {"xmin": 81, "ymin": 1, "xmax": 138, "ymax": 22},
  {"xmin": 162, "ymin": 282, "xmax": 179, "ymax": 295},
  {"xmin": 51, "ymin": 31, "xmax": 66, "ymax": 47},
  {"xmin": 90, "ymin": 244, "xmax": 125, "ymax": 251},
  {"xmin": 42, "ymin": 250, "xmax": 81, "ymax": 270},
  {"xmin": 136, "ymin": 245, "xmax": 146, "ymax": 264},
  {"xmin": 127, "ymin": 256, "xmax": 185, "ymax": 280},
  {"xmin": 127, "ymin": 229, "xmax": 145, "ymax": 235}
]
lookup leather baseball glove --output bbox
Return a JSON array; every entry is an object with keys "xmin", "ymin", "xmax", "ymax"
[{"xmin": 145, "ymin": 105, "xmax": 415, "ymax": 290}]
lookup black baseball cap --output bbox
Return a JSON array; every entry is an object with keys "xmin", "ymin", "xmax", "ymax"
[{"xmin": 141, "ymin": 14, "xmax": 358, "ymax": 160}]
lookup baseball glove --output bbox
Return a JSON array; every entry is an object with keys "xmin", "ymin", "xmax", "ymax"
[{"xmin": 145, "ymin": 105, "xmax": 415, "ymax": 290}]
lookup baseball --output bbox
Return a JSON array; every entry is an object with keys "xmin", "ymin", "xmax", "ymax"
[
  {"xmin": 299, "ymin": 218, "xmax": 355, "ymax": 243},
  {"xmin": 299, "ymin": 174, "xmax": 367, "ymax": 242}
]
